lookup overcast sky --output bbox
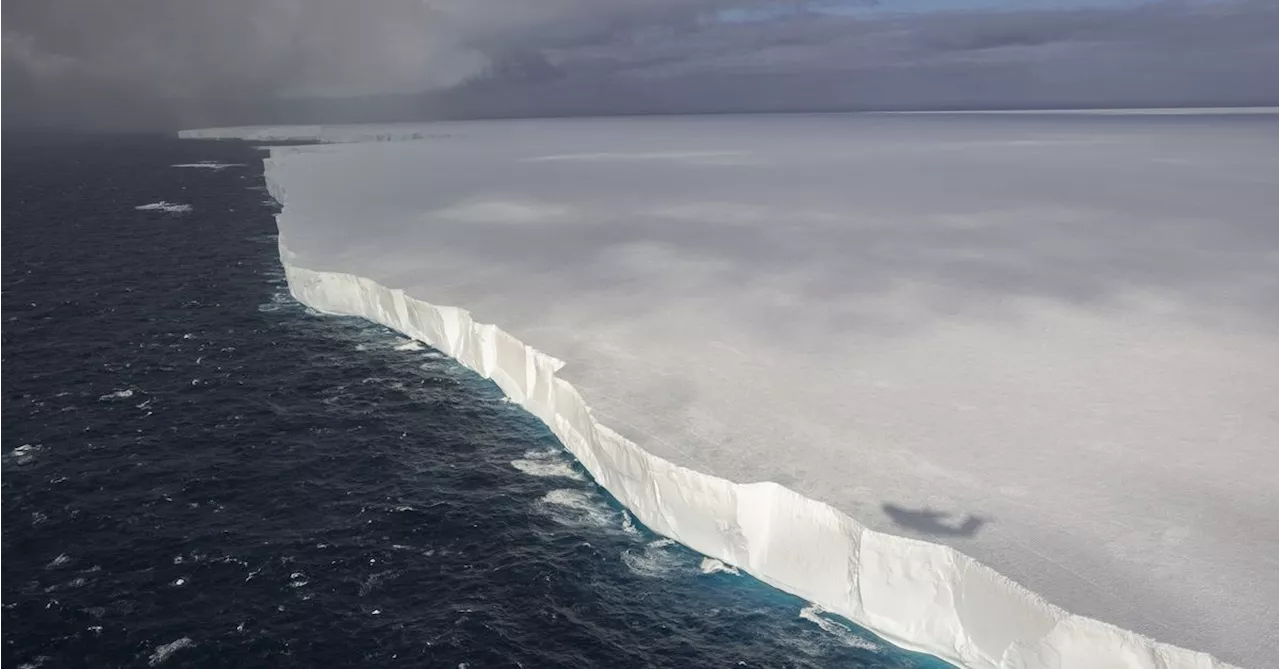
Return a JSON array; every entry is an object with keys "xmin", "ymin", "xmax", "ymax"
[{"xmin": 3, "ymin": 0, "xmax": 1276, "ymax": 129}]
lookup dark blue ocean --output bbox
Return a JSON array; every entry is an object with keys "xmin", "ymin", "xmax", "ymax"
[{"xmin": 1, "ymin": 135, "xmax": 950, "ymax": 668}]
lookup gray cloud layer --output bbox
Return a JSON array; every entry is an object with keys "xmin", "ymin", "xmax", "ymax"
[{"xmin": 3, "ymin": 0, "xmax": 1276, "ymax": 130}]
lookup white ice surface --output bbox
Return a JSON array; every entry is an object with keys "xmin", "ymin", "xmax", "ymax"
[
  {"xmin": 178, "ymin": 124, "xmax": 444, "ymax": 143},
  {"xmin": 193, "ymin": 113, "xmax": 1275, "ymax": 668}
]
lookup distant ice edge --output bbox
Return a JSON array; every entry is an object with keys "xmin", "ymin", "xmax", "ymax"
[{"xmin": 264, "ymin": 164, "xmax": 1234, "ymax": 669}]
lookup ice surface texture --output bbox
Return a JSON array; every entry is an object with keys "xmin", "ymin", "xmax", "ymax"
[{"xmin": 214, "ymin": 113, "xmax": 1274, "ymax": 668}]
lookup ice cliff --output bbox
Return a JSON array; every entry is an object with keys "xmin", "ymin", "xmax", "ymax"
[
  {"xmin": 267, "ymin": 170, "xmax": 1241, "ymax": 669},
  {"xmin": 195, "ymin": 113, "xmax": 1276, "ymax": 668}
]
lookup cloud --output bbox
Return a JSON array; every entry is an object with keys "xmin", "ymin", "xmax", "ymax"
[{"xmin": 2, "ymin": 0, "xmax": 1275, "ymax": 129}]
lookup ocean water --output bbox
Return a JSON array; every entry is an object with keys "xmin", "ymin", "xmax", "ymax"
[{"xmin": 1, "ymin": 135, "xmax": 950, "ymax": 668}]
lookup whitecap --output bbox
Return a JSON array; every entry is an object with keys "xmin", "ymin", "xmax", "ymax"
[
  {"xmin": 135, "ymin": 202, "xmax": 192, "ymax": 214},
  {"xmin": 621, "ymin": 538, "xmax": 684, "ymax": 578},
  {"xmin": 510, "ymin": 458, "xmax": 585, "ymax": 481},
  {"xmin": 798, "ymin": 604, "xmax": 880, "ymax": 651},
  {"xmin": 257, "ymin": 291, "xmax": 293, "ymax": 313},
  {"xmin": 148, "ymin": 637, "xmax": 195, "ymax": 665},
  {"xmin": 538, "ymin": 489, "xmax": 616, "ymax": 529},
  {"xmin": 620, "ymin": 511, "xmax": 639, "ymax": 536},
  {"xmin": 45, "ymin": 554, "xmax": 71, "ymax": 569},
  {"xmin": 393, "ymin": 340, "xmax": 424, "ymax": 351},
  {"xmin": 699, "ymin": 558, "xmax": 740, "ymax": 576},
  {"xmin": 98, "ymin": 389, "xmax": 134, "ymax": 401},
  {"xmin": 9, "ymin": 444, "xmax": 42, "ymax": 465}
]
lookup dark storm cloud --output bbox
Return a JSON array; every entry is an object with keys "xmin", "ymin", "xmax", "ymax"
[{"xmin": 2, "ymin": 0, "xmax": 1275, "ymax": 130}]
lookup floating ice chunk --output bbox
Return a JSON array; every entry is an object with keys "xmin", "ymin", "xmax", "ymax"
[
  {"xmin": 135, "ymin": 202, "xmax": 192, "ymax": 213},
  {"xmin": 148, "ymin": 638, "xmax": 195, "ymax": 665},
  {"xmin": 171, "ymin": 162, "xmax": 244, "ymax": 170}
]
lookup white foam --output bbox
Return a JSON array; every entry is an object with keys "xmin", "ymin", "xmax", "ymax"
[
  {"xmin": 510, "ymin": 458, "xmax": 585, "ymax": 481},
  {"xmin": 8, "ymin": 444, "xmax": 42, "ymax": 465},
  {"xmin": 98, "ymin": 389, "xmax": 134, "ymax": 401},
  {"xmin": 699, "ymin": 558, "xmax": 740, "ymax": 576},
  {"xmin": 622, "ymin": 538, "xmax": 684, "ymax": 578},
  {"xmin": 620, "ymin": 510, "xmax": 640, "ymax": 536},
  {"xmin": 538, "ymin": 489, "xmax": 616, "ymax": 529},
  {"xmin": 148, "ymin": 638, "xmax": 195, "ymax": 666},
  {"xmin": 393, "ymin": 340, "xmax": 424, "ymax": 351},
  {"xmin": 134, "ymin": 202, "xmax": 192, "ymax": 213},
  {"xmin": 45, "ymin": 554, "xmax": 70, "ymax": 569},
  {"xmin": 799, "ymin": 604, "xmax": 881, "ymax": 652}
]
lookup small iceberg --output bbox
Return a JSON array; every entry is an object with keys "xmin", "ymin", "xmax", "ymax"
[{"xmin": 135, "ymin": 202, "xmax": 192, "ymax": 214}]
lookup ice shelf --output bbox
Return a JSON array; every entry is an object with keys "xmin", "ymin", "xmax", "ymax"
[{"xmin": 188, "ymin": 112, "xmax": 1276, "ymax": 668}]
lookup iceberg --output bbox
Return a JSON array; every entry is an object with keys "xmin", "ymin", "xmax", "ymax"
[
  {"xmin": 186, "ymin": 112, "xmax": 1276, "ymax": 668},
  {"xmin": 135, "ymin": 201, "xmax": 192, "ymax": 213},
  {"xmin": 178, "ymin": 125, "xmax": 442, "ymax": 143}
]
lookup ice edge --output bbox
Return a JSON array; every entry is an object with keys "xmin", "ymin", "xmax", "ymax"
[{"xmin": 263, "ymin": 155, "xmax": 1236, "ymax": 669}]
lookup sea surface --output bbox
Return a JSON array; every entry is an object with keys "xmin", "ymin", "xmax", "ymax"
[{"xmin": 2, "ymin": 135, "xmax": 949, "ymax": 668}]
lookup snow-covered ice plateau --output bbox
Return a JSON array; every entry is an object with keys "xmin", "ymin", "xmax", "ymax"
[{"xmin": 186, "ymin": 112, "xmax": 1277, "ymax": 669}]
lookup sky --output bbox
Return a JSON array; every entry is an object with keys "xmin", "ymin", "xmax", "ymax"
[{"xmin": 2, "ymin": 0, "xmax": 1276, "ymax": 130}]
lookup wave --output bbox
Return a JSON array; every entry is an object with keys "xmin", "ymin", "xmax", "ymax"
[
  {"xmin": 537, "ymin": 489, "xmax": 617, "ymax": 530},
  {"xmin": 148, "ymin": 637, "xmax": 195, "ymax": 666},
  {"xmin": 799, "ymin": 604, "xmax": 880, "ymax": 651},
  {"xmin": 510, "ymin": 458, "xmax": 585, "ymax": 481},
  {"xmin": 622, "ymin": 538, "xmax": 684, "ymax": 578},
  {"xmin": 699, "ymin": 558, "xmax": 740, "ymax": 576}
]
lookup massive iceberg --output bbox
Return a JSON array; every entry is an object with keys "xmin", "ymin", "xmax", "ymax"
[{"xmin": 186, "ymin": 112, "xmax": 1276, "ymax": 668}]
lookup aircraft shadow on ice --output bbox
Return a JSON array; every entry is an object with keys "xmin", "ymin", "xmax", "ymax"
[{"xmin": 881, "ymin": 503, "xmax": 988, "ymax": 538}]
